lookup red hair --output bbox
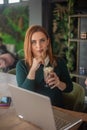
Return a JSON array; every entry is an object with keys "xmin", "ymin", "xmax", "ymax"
[{"xmin": 24, "ymin": 25, "xmax": 53, "ymax": 67}]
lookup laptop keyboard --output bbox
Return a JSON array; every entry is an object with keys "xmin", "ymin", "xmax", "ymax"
[{"xmin": 53, "ymin": 108, "xmax": 71, "ymax": 130}]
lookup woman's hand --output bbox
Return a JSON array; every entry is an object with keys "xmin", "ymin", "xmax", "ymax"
[
  {"xmin": 46, "ymin": 72, "xmax": 66, "ymax": 91},
  {"xmin": 31, "ymin": 57, "xmax": 44, "ymax": 71},
  {"xmin": 46, "ymin": 72, "xmax": 60, "ymax": 88},
  {"xmin": 27, "ymin": 57, "xmax": 44, "ymax": 79}
]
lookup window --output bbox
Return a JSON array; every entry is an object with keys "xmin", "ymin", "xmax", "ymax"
[
  {"xmin": 0, "ymin": 0, "xmax": 29, "ymax": 4},
  {"xmin": 8, "ymin": 0, "xmax": 20, "ymax": 3},
  {"xmin": 0, "ymin": 0, "xmax": 4, "ymax": 4}
]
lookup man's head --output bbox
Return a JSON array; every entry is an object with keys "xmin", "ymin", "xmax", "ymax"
[{"xmin": 0, "ymin": 53, "xmax": 15, "ymax": 68}]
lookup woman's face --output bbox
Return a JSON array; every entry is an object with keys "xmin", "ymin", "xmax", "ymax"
[{"xmin": 31, "ymin": 31, "xmax": 49, "ymax": 58}]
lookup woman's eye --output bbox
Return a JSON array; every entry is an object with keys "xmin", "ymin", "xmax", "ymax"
[
  {"xmin": 31, "ymin": 38, "xmax": 47, "ymax": 45},
  {"xmin": 40, "ymin": 39, "xmax": 46, "ymax": 43},
  {"xmin": 31, "ymin": 40, "xmax": 36, "ymax": 44}
]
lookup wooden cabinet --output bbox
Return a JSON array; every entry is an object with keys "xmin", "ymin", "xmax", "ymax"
[
  {"xmin": 68, "ymin": 14, "xmax": 87, "ymax": 73},
  {"xmin": 68, "ymin": 14, "xmax": 87, "ymax": 95}
]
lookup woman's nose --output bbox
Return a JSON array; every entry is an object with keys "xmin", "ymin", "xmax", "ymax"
[{"xmin": 36, "ymin": 42, "xmax": 41, "ymax": 48}]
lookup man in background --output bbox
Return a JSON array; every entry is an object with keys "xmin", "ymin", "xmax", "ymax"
[
  {"xmin": 0, "ymin": 53, "xmax": 18, "ymax": 72},
  {"xmin": 0, "ymin": 37, "xmax": 19, "ymax": 72}
]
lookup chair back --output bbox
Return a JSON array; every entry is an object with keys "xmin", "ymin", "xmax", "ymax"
[{"xmin": 63, "ymin": 82, "xmax": 85, "ymax": 111}]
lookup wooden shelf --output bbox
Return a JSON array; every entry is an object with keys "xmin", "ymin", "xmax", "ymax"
[
  {"xmin": 69, "ymin": 14, "xmax": 87, "ymax": 18},
  {"xmin": 69, "ymin": 39, "xmax": 87, "ymax": 42},
  {"xmin": 68, "ymin": 14, "xmax": 87, "ymax": 94},
  {"xmin": 70, "ymin": 73, "xmax": 86, "ymax": 79},
  {"xmin": 68, "ymin": 14, "xmax": 87, "ymax": 75}
]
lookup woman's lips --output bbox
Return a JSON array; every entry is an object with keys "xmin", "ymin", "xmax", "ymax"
[{"xmin": 37, "ymin": 50, "xmax": 43, "ymax": 53}]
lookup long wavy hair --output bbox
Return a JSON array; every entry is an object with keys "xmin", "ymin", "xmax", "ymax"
[{"xmin": 24, "ymin": 25, "xmax": 54, "ymax": 67}]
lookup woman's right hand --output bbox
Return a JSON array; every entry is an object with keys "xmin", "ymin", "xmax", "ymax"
[
  {"xmin": 27, "ymin": 57, "xmax": 44, "ymax": 79},
  {"xmin": 31, "ymin": 57, "xmax": 44, "ymax": 72}
]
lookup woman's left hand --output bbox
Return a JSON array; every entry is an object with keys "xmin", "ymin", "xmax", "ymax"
[
  {"xmin": 46, "ymin": 72, "xmax": 60, "ymax": 89},
  {"xmin": 46, "ymin": 72, "xmax": 66, "ymax": 90}
]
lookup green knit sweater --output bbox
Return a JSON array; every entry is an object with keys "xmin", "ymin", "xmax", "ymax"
[{"xmin": 16, "ymin": 58, "xmax": 73, "ymax": 107}]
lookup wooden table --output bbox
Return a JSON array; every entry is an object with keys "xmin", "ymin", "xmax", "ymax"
[
  {"xmin": 0, "ymin": 72, "xmax": 87, "ymax": 130},
  {"xmin": 0, "ymin": 106, "xmax": 42, "ymax": 130},
  {"xmin": 0, "ymin": 72, "xmax": 42, "ymax": 130},
  {"xmin": 54, "ymin": 106, "xmax": 87, "ymax": 122}
]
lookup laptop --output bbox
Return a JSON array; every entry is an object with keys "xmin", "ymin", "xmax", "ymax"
[{"xmin": 8, "ymin": 84, "xmax": 82, "ymax": 130}]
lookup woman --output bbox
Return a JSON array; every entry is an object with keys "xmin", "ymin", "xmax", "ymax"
[{"xmin": 16, "ymin": 25, "xmax": 73, "ymax": 108}]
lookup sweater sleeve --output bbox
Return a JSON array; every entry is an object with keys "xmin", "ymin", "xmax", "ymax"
[
  {"xmin": 57, "ymin": 58, "xmax": 73, "ymax": 93},
  {"xmin": 16, "ymin": 60, "xmax": 36, "ymax": 91}
]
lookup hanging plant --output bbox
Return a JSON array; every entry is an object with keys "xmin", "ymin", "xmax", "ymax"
[
  {"xmin": 52, "ymin": 2, "xmax": 69, "ymax": 60},
  {"xmin": 66, "ymin": 0, "xmax": 76, "ymax": 72},
  {"xmin": 51, "ymin": 0, "xmax": 76, "ymax": 72}
]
